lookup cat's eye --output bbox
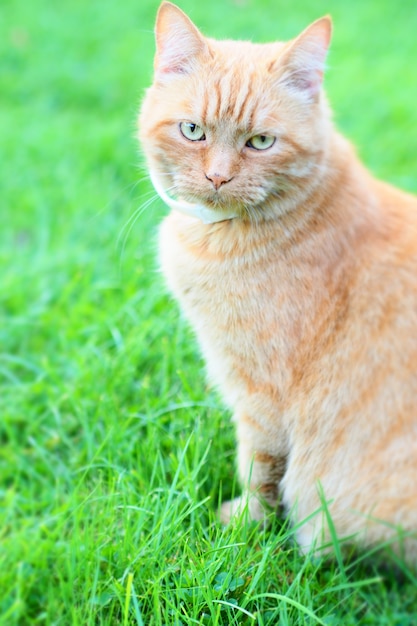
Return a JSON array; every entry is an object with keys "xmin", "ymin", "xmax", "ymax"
[
  {"xmin": 246, "ymin": 134, "xmax": 275, "ymax": 151},
  {"xmin": 179, "ymin": 122, "xmax": 206, "ymax": 141}
]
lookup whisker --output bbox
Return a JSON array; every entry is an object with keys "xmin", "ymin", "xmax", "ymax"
[
  {"xmin": 117, "ymin": 193, "xmax": 159, "ymax": 251},
  {"xmin": 116, "ymin": 179, "xmax": 181, "ymax": 267},
  {"xmin": 117, "ymin": 195, "xmax": 161, "ymax": 269}
]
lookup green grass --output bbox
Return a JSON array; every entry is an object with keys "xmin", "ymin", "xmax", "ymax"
[{"xmin": 1, "ymin": 0, "xmax": 417, "ymax": 623}]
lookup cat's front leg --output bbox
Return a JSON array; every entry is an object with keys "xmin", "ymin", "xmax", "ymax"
[{"xmin": 220, "ymin": 414, "xmax": 286, "ymax": 524}]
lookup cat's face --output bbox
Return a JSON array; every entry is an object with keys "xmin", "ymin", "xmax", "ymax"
[{"xmin": 140, "ymin": 3, "xmax": 332, "ymax": 220}]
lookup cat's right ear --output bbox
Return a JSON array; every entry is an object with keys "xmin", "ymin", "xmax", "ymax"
[
  {"xmin": 276, "ymin": 16, "xmax": 332, "ymax": 102},
  {"xmin": 154, "ymin": 2, "xmax": 208, "ymax": 76}
]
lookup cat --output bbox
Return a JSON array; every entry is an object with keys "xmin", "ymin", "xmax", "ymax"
[{"xmin": 139, "ymin": 1, "xmax": 417, "ymax": 563}]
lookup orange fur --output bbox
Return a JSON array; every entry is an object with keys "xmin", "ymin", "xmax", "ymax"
[{"xmin": 139, "ymin": 2, "xmax": 417, "ymax": 562}]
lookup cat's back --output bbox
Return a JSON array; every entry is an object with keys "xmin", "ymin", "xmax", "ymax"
[
  {"xmin": 375, "ymin": 179, "xmax": 417, "ymax": 259},
  {"xmin": 360, "ymin": 179, "xmax": 417, "ymax": 311}
]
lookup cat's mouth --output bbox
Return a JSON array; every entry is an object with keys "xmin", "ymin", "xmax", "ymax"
[{"xmin": 150, "ymin": 170, "xmax": 239, "ymax": 224}]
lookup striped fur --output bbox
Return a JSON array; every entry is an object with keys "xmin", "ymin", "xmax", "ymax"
[{"xmin": 139, "ymin": 2, "xmax": 417, "ymax": 562}]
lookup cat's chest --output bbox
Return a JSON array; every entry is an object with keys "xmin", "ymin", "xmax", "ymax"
[
  {"xmin": 158, "ymin": 214, "xmax": 317, "ymax": 347},
  {"xmin": 161, "ymin": 218, "xmax": 277, "ymax": 308}
]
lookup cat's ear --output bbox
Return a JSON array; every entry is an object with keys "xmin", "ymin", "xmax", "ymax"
[
  {"xmin": 277, "ymin": 16, "xmax": 332, "ymax": 101},
  {"xmin": 154, "ymin": 2, "xmax": 208, "ymax": 75}
]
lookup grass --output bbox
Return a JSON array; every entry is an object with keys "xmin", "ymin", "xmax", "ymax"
[{"xmin": 1, "ymin": 0, "xmax": 417, "ymax": 623}]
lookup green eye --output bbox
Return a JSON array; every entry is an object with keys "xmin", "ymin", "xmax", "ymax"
[
  {"xmin": 179, "ymin": 122, "xmax": 206, "ymax": 141},
  {"xmin": 246, "ymin": 134, "xmax": 275, "ymax": 150}
]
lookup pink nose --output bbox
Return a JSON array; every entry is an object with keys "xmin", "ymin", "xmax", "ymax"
[{"xmin": 205, "ymin": 173, "xmax": 233, "ymax": 190}]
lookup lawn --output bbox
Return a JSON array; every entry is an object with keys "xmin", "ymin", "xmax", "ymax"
[{"xmin": 1, "ymin": 0, "xmax": 417, "ymax": 623}]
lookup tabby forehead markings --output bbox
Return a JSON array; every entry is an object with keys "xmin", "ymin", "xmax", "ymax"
[
  {"xmin": 203, "ymin": 69, "xmax": 257, "ymax": 131},
  {"xmin": 235, "ymin": 78, "xmax": 255, "ymax": 127}
]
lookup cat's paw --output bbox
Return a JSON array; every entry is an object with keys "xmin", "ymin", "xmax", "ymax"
[{"xmin": 219, "ymin": 495, "xmax": 266, "ymax": 525}]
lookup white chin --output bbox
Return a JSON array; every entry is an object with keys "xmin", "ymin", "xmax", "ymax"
[{"xmin": 149, "ymin": 170, "xmax": 239, "ymax": 224}]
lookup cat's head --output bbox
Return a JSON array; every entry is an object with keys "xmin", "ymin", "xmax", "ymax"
[{"xmin": 139, "ymin": 2, "xmax": 332, "ymax": 222}]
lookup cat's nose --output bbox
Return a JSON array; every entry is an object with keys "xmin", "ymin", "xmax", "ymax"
[{"xmin": 205, "ymin": 173, "xmax": 233, "ymax": 190}]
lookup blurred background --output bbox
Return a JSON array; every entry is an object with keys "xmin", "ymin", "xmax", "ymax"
[{"xmin": 1, "ymin": 0, "xmax": 417, "ymax": 622}]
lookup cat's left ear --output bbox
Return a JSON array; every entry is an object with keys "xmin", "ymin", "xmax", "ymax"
[
  {"xmin": 277, "ymin": 16, "xmax": 332, "ymax": 101},
  {"xmin": 154, "ymin": 2, "xmax": 208, "ymax": 76}
]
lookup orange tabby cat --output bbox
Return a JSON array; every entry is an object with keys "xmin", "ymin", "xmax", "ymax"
[{"xmin": 139, "ymin": 2, "xmax": 417, "ymax": 562}]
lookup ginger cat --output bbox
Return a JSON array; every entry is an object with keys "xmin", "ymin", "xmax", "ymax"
[{"xmin": 139, "ymin": 2, "xmax": 417, "ymax": 562}]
